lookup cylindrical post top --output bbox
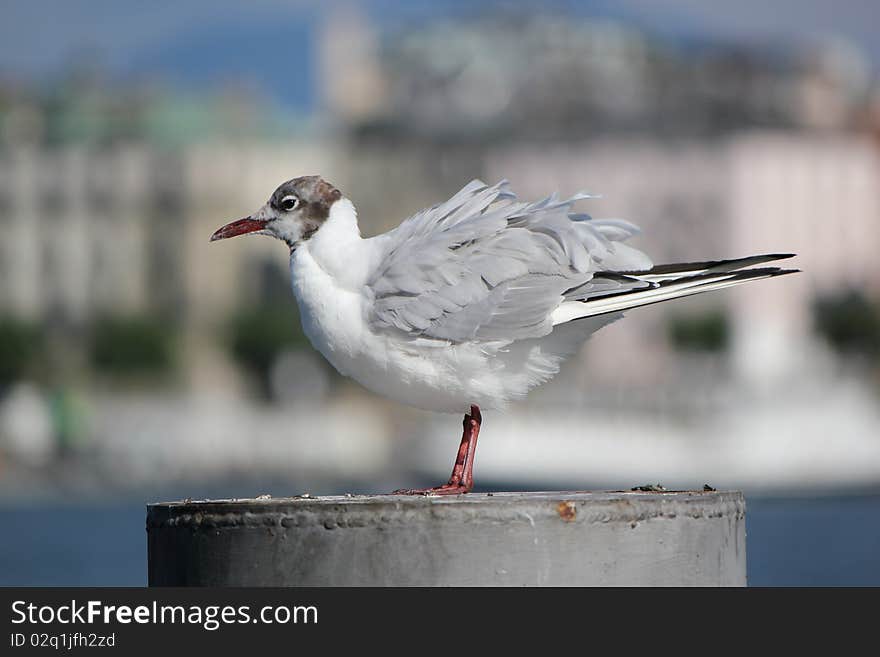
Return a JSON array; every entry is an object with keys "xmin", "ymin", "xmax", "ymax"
[{"xmin": 147, "ymin": 491, "xmax": 746, "ymax": 586}]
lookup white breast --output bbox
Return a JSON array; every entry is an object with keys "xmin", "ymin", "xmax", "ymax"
[{"xmin": 289, "ymin": 247, "xmax": 367, "ymax": 378}]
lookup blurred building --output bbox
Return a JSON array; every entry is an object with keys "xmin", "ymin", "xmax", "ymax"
[
  {"xmin": 347, "ymin": 14, "xmax": 876, "ymax": 141},
  {"xmin": 0, "ymin": 146, "xmax": 174, "ymax": 323},
  {"xmin": 317, "ymin": 3, "xmax": 388, "ymax": 125}
]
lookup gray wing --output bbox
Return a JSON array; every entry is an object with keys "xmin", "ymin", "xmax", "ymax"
[{"xmin": 367, "ymin": 179, "xmax": 653, "ymax": 343}]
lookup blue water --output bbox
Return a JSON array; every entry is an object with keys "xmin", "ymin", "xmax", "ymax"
[
  {"xmin": 745, "ymin": 495, "xmax": 880, "ymax": 586},
  {"xmin": 0, "ymin": 501, "xmax": 147, "ymax": 587},
  {"xmin": 1, "ymin": 494, "xmax": 878, "ymax": 586}
]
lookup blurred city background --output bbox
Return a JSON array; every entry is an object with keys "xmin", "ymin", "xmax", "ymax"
[{"xmin": 1, "ymin": 0, "xmax": 879, "ymax": 585}]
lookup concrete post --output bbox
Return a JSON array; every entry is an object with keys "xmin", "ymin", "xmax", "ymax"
[{"xmin": 147, "ymin": 490, "xmax": 746, "ymax": 586}]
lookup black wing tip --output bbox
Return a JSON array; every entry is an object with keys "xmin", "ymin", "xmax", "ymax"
[
  {"xmin": 638, "ymin": 253, "xmax": 798, "ymax": 276},
  {"xmin": 757, "ymin": 252, "xmax": 796, "ymax": 260},
  {"xmin": 758, "ymin": 253, "xmax": 798, "ymax": 265},
  {"xmin": 581, "ymin": 266, "xmax": 798, "ymax": 303},
  {"xmin": 648, "ymin": 265, "xmax": 802, "ymax": 288},
  {"xmin": 662, "ymin": 265, "xmax": 798, "ymax": 284},
  {"xmin": 710, "ymin": 266, "xmax": 801, "ymax": 280}
]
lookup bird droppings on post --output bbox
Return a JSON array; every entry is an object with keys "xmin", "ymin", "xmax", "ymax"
[{"xmin": 631, "ymin": 483, "xmax": 667, "ymax": 492}]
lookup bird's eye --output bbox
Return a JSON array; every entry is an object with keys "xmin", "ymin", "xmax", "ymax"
[{"xmin": 280, "ymin": 196, "xmax": 299, "ymax": 212}]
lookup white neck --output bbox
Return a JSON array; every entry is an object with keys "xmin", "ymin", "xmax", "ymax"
[{"xmin": 297, "ymin": 198, "xmax": 368, "ymax": 288}]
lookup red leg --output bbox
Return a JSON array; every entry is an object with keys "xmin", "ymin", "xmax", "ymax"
[{"xmin": 393, "ymin": 405, "xmax": 482, "ymax": 496}]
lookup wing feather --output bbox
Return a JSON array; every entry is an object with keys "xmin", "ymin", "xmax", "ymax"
[{"xmin": 366, "ymin": 180, "xmax": 650, "ymax": 343}]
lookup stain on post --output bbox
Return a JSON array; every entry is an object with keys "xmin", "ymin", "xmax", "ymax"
[{"xmin": 556, "ymin": 501, "xmax": 577, "ymax": 522}]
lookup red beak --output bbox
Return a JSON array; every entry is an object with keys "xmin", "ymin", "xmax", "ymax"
[{"xmin": 210, "ymin": 216, "xmax": 268, "ymax": 242}]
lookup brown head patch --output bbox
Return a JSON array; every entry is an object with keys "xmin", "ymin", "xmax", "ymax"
[{"xmin": 270, "ymin": 175, "xmax": 342, "ymax": 241}]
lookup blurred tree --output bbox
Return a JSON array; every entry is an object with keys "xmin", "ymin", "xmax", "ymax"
[
  {"xmin": 227, "ymin": 304, "xmax": 310, "ymax": 399},
  {"xmin": 0, "ymin": 318, "xmax": 44, "ymax": 387},
  {"xmin": 49, "ymin": 387, "xmax": 90, "ymax": 453},
  {"xmin": 88, "ymin": 315, "xmax": 176, "ymax": 377},
  {"xmin": 668, "ymin": 309, "xmax": 730, "ymax": 352},
  {"xmin": 813, "ymin": 290, "xmax": 880, "ymax": 358}
]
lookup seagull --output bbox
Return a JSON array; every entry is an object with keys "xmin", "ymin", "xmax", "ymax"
[{"xmin": 211, "ymin": 176, "xmax": 796, "ymax": 495}]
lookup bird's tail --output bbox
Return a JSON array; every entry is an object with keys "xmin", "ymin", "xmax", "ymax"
[{"xmin": 551, "ymin": 253, "xmax": 798, "ymax": 325}]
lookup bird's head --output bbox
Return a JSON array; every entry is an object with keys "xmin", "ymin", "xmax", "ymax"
[{"xmin": 210, "ymin": 175, "xmax": 342, "ymax": 248}]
